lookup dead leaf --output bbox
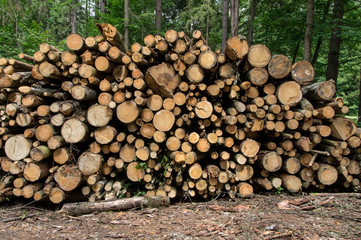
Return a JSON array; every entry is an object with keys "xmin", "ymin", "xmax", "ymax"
[
  {"xmin": 37, "ymin": 216, "xmax": 49, "ymax": 222},
  {"xmin": 233, "ymin": 204, "xmax": 251, "ymax": 211},
  {"xmin": 207, "ymin": 205, "xmax": 225, "ymax": 211}
]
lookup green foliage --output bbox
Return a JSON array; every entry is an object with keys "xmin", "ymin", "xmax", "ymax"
[
  {"xmin": 0, "ymin": 0, "xmax": 361, "ymax": 115},
  {"xmin": 276, "ymin": 186, "xmax": 284, "ymax": 194}
]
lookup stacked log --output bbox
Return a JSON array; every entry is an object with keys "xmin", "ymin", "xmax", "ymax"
[{"xmin": 1, "ymin": 24, "xmax": 360, "ymax": 204}]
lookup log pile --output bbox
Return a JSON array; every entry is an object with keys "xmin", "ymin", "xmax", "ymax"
[{"xmin": 0, "ymin": 24, "xmax": 360, "ymax": 204}]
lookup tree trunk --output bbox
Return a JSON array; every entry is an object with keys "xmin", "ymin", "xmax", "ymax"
[
  {"xmin": 303, "ymin": 0, "xmax": 314, "ymax": 62},
  {"xmin": 358, "ymin": 65, "xmax": 361, "ymax": 124},
  {"xmin": 326, "ymin": 0, "xmax": 344, "ymax": 83},
  {"xmin": 71, "ymin": 0, "xmax": 78, "ymax": 34},
  {"xmin": 124, "ymin": 0, "xmax": 129, "ymax": 51},
  {"xmin": 156, "ymin": 0, "xmax": 162, "ymax": 34},
  {"xmin": 100, "ymin": 0, "xmax": 106, "ymax": 15},
  {"xmin": 311, "ymin": 0, "xmax": 331, "ymax": 65},
  {"xmin": 85, "ymin": 0, "xmax": 88, "ymax": 36},
  {"xmin": 247, "ymin": 0, "xmax": 256, "ymax": 46},
  {"xmin": 221, "ymin": 0, "xmax": 229, "ymax": 51},
  {"xmin": 230, "ymin": 0, "xmax": 239, "ymax": 36}
]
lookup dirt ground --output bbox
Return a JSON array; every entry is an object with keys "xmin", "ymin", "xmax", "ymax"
[{"xmin": 0, "ymin": 193, "xmax": 360, "ymax": 240}]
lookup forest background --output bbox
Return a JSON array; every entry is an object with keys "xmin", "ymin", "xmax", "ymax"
[{"xmin": 0, "ymin": 0, "xmax": 360, "ymax": 123}]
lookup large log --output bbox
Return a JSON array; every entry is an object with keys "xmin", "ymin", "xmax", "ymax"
[
  {"xmin": 54, "ymin": 165, "xmax": 82, "ymax": 191},
  {"xmin": 59, "ymin": 196, "xmax": 170, "ymax": 216}
]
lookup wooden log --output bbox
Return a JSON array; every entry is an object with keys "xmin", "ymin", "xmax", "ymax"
[
  {"xmin": 237, "ymin": 182, "xmax": 254, "ymax": 197},
  {"xmin": 96, "ymin": 23, "xmax": 127, "ymax": 53},
  {"xmin": 260, "ymin": 151, "xmax": 282, "ymax": 172},
  {"xmin": 153, "ymin": 109, "xmax": 175, "ymax": 132},
  {"xmin": 54, "ymin": 165, "xmax": 82, "ymax": 191},
  {"xmin": 240, "ymin": 139, "xmax": 260, "ymax": 157},
  {"xmin": 301, "ymin": 81, "xmax": 336, "ymax": 101},
  {"xmin": 71, "ymin": 85, "xmax": 97, "ymax": 101},
  {"xmin": 268, "ymin": 54, "xmax": 292, "ymax": 79},
  {"xmin": 119, "ymin": 144, "xmax": 136, "ymax": 163},
  {"xmin": 198, "ymin": 51, "xmax": 217, "ymax": 70},
  {"xmin": 189, "ymin": 163, "xmax": 202, "ymax": 180},
  {"xmin": 94, "ymin": 126, "xmax": 117, "ymax": 144},
  {"xmin": 49, "ymin": 187, "xmax": 66, "ymax": 204},
  {"xmin": 127, "ymin": 162, "xmax": 145, "ymax": 182},
  {"xmin": 225, "ymin": 36, "xmax": 249, "ymax": 61},
  {"xmin": 317, "ymin": 164, "xmax": 338, "ymax": 185},
  {"xmin": 276, "ymin": 81, "xmax": 302, "ymax": 106},
  {"xmin": 4, "ymin": 135, "xmax": 32, "ymax": 161},
  {"xmin": 247, "ymin": 44, "xmax": 271, "ymax": 68},
  {"xmin": 145, "ymin": 63, "xmax": 180, "ymax": 98},
  {"xmin": 186, "ymin": 64, "xmax": 205, "ymax": 83},
  {"xmin": 291, "ymin": 61, "xmax": 315, "ymax": 85},
  {"xmin": 77, "ymin": 151, "xmax": 103, "ymax": 175},
  {"xmin": 19, "ymin": 53, "xmax": 35, "ymax": 63},
  {"xmin": 116, "ymin": 100, "xmax": 140, "ymax": 124},
  {"xmin": 61, "ymin": 118, "xmax": 89, "ymax": 143},
  {"xmin": 66, "ymin": 33, "xmax": 85, "ymax": 52},
  {"xmin": 235, "ymin": 164, "xmax": 254, "ymax": 181},
  {"xmin": 248, "ymin": 67, "xmax": 269, "ymax": 86},
  {"xmin": 280, "ymin": 174, "xmax": 302, "ymax": 192},
  {"xmin": 24, "ymin": 162, "xmax": 49, "ymax": 182},
  {"xmin": 329, "ymin": 116, "xmax": 356, "ymax": 140},
  {"xmin": 30, "ymin": 145, "xmax": 52, "ymax": 161},
  {"xmin": 195, "ymin": 100, "xmax": 213, "ymax": 119},
  {"xmin": 59, "ymin": 196, "xmax": 169, "ymax": 215}
]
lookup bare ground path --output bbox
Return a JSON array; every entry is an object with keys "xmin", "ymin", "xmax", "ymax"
[{"xmin": 0, "ymin": 193, "xmax": 360, "ymax": 240}]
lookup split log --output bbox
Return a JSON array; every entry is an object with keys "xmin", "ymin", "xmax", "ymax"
[{"xmin": 145, "ymin": 63, "xmax": 180, "ymax": 98}]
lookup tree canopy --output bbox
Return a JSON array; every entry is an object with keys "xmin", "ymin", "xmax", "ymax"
[{"xmin": 1, "ymin": 0, "xmax": 361, "ymax": 115}]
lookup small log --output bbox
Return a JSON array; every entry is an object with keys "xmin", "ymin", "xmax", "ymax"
[
  {"xmin": 317, "ymin": 164, "xmax": 338, "ymax": 185},
  {"xmin": 61, "ymin": 118, "xmax": 89, "ymax": 143},
  {"xmin": 301, "ymin": 81, "xmax": 336, "ymax": 101},
  {"xmin": 116, "ymin": 100, "xmax": 140, "ymax": 124},
  {"xmin": 66, "ymin": 33, "xmax": 85, "ymax": 52},
  {"xmin": 96, "ymin": 23, "xmax": 127, "ymax": 53},
  {"xmin": 23, "ymin": 162, "xmax": 50, "ymax": 182},
  {"xmin": 280, "ymin": 174, "xmax": 302, "ymax": 192},
  {"xmin": 127, "ymin": 162, "xmax": 145, "ymax": 182},
  {"xmin": 78, "ymin": 151, "xmax": 103, "ymax": 175}
]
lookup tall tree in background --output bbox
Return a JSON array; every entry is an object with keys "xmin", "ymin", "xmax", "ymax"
[
  {"xmin": 156, "ymin": 0, "xmax": 162, "ymax": 33},
  {"xmin": 326, "ymin": 0, "xmax": 344, "ymax": 82},
  {"xmin": 230, "ymin": 0, "xmax": 239, "ymax": 36},
  {"xmin": 100, "ymin": 0, "xmax": 106, "ymax": 14},
  {"xmin": 124, "ymin": 0, "xmax": 129, "ymax": 51},
  {"xmin": 311, "ymin": 0, "xmax": 331, "ymax": 65},
  {"xmin": 247, "ymin": 0, "xmax": 256, "ymax": 46},
  {"xmin": 221, "ymin": 0, "xmax": 229, "ymax": 51},
  {"xmin": 205, "ymin": 0, "xmax": 210, "ymax": 42},
  {"xmin": 71, "ymin": 0, "xmax": 78, "ymax": 33},
  {"xmin": 303, "ymin": 0, "xmax": 314, "ymax": 62}
]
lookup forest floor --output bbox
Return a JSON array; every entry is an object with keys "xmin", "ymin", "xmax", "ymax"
[{"xmin": 0, "ymin": 193, "xmax": 360, "ymax": 240}]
